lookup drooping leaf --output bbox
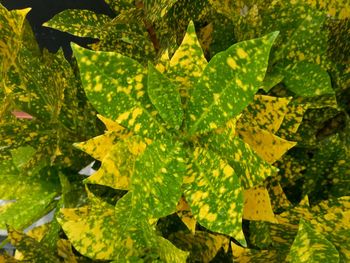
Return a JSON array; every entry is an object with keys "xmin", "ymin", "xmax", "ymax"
[
  {"xmin": 176, "ymin": 197, "xmax": 196, "ymax": 234},
  {"xmin": 186, "ymin": 31, "xmax": 278, "ymax": 135}
]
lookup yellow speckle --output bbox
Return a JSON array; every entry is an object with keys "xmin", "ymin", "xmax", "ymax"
[
  {"xmin": 207, "ymin": 213, "xmax": 217, "ymax": 222},
  {"xmin": 237, "ymin": 48, "xmax": 248, "ymax": 59},
  {"xmin": 134, "ymin": 123, "xmax": 141, "ymax": 132},
  {"xmin": 236, "ymin": 78, "xmax": 242, "ymax": 86},
  {"xmin": 135, "ymin": 74, "xmax": 143, "ymax": 82},
  {"xmin": 135, "ymin": 82, "xmax": 143, "ymax": 90},
  {"xmin": 117, "ymin": 111, "xmax": 130, "ymax": 122},
  {"xmin": 223, "ymin": 165, "xmax": 233, "ymax": 178},
  {"xmin": 199, "ymin": 204, "xmax": 210, "ymax": 218},
  {"xmin": 209, "ymin": 122, "xmax": 218, "ymax": 129},
  {"xmin": 227, "ymin": 57, "xmax": 238, "ymax": 69},
  {"xmin": 94, "ymin": 83, "xmax": 102, "ymax": 92},
  {"xmin": 136, "ymin": 91, "xmax": 144, "ymax": 98}
]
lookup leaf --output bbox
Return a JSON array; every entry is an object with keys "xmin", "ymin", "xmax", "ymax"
[
  {"xmin": 203, "ymin": 131, "xmax": 277, "ymax": 189},
  {"xmin": 277, "ymin": 61, "xmax": 334, "ymax": 97},
  {"xmin": 43, "ymin": 9, "xmax": 111, "ymax": 39},
  {"xmin": 243, "ymin": 187, "xmax": 277, "ymax": 223},
  {"xmin": 249, "ymin": 221, "xmax": 273, "ymax": 249},
  {"xmin": 147, "ymin": 62, "xmax": 183, "ymax": 129},
  {"xmin": 7, "ymin": 225, "xmax": 60, "ymax": 263},
  {"xmin": 176, "ymin": 197, "xmax": 196, "ymax": 234},
  {"xmin": 169, "ymin": 231, "xmax": 229, "ymax": 262},
  {"xmin": 183, "ymin": 147, "xmax": 245, "ymax": 244},
  {"xmin": 0, "ymin": 5, "xmax": 30, "ymax": 86},
  {"xmin": 84, "ymin": 136, "xmax": 149, "ymax": 190},
  {"xmin": 168, "ymin": 21, "xmax": 207, "ymax": 100},
  {"xmin": 237, "ymin": 95, "xmax": 291, "ymax": 134},
  {"xmin": 0, "ymin": 151, "xmax": 59, "ymax": 229},
  {"xmin": 131, "ymin": 138, "xmax": 186, "ymax": 218},
  {"xmin": 73, "ymin": 45, "xmax": 166, "ymax": 139},
  {"xmin": 143, "ymin": 0, "xmax": 178, "ymax": 22},
  {"xmin": 238, "ymin": 126, "xmax": 296, "ymax": 164},
  {"xmin": 287, "ymin": 219, "xmax": 339, "ymax": 263},
  {"xmin": 57, "ymin": 239, "xmax": 78, "ymax": 263},
  {"xmin": 231, "ymin": 242, "xmax": 288, "ymax": 262},
  {"xmin": 58, "ymin": 192, "xmax": 188, "ymax": 261},
  {"xmin": 297, "ymin": 0, "xmax": 350, "ymax": 19},
  {"xmin": 186, "ymin": 31, "xmax": 278, "ymax": 135}
]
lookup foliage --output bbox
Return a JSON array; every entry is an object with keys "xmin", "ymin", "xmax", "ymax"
[{"xmin": 1, "ymin": 0, "xmax": 349, "ymax": 262}]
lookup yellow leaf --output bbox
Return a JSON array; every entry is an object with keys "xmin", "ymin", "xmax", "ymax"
[
  {"xmin": 243, "ymin": 187, "xmax": 278, "ymax": 223},
  {"xmin": 238, "ymin": 126, "xmax": 296, "ymax": 164},
  {"xmin": 97, "ymin": 114, "xmax": 125, "ymax": 132}
]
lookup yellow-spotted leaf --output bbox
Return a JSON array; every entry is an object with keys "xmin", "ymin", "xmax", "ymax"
[
  {"xmin": 296, "ymin": 0, "xmax": 350, "ymax": 19},
  {"xmin": 277, "ymin": 61, "xmax": 334, "ymax": 97},
  {"xmin": 84, "ymin": 136, "xmax": 150, "ymax": 190},
  {"xmin": 73, "ymin": 131, "xmax": 124, "ymax": 161},
  {"xmin": 185, "ymin": 31, "xmax": 278, "ymax": 135},
  {"xmin": 131, "ymin": 138, "xmax": 186, "ymax": 218},
  {"xmin": 147, "ymin": 62, "xmax": 183, "ymax": 129},
  {"xmin": 0, "ymin": 4, "xmax": 30, "ymax": 84},
  {"xmin": 203, "ymin": 131, "xmax": 277, "ymax": 189},
  {"xmin": 287, "ymin": 219, "xmax": 339, "ymax": 263},
  {"xmin": 243, "ymin": 187, "xmax": 277, "ymax": 223},
  {"xmin": 43, "ymin": 9, "xmax": 111, "ymax": 39},
  {"xmin": 238, "ymin": 126, "xmax": 296, "ymax": 164},
  {"xmin": 183, "ymin": 147, "xmax": 245, "ymax": 244},
  {"xmin": 266, "ymin": 178, "xmax": 293, "ymax": 212},
  {"xmin": 143, "ymin": 0, "xmax": 178, "ymax": 22},
  {"xmin": 7, "ymin": 225, "xmax": 60, "ymax": 262},
  {"xmin": 58, "ymin": 192, "xmax": 188, "ymax": 261},
  {"xmin": 238, "ymin": 95, "xmax": 291, "ymax": 134},
  {"xmin": 57, "ymin": 239, "xmax": 78, "ymax": 263},
  {"xmin": 249, "ymin": 221, "xmax": 273, "ymax": 249},
  {"xmin": 97, "ymin": 114, "xmax": 125, "ymax": 132},
  {"xmin": 231, "ymin": 242, "xmax": 289, "ymax": 262},
  {"xmin": 277, "ymin": 103, "xmax": 308, "ymax": 139},
  {"xmin": 169, "ymin": 231, "xmax": 229, "ymax": 262},
  {"xmin": 72, "ymin": 45, "xmax": 166, "ymax": 139},
  {"xmin": 176, "ymin": 197, "xmax": 196, "ymax": 234},
  {"xmin": 168, "ymin": 21, "xmax": 207, "ymax": 100}
]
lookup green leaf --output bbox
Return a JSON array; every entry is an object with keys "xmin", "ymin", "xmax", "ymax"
[
  {"xmin": 73, "ymin": 45, "xmax": 166, "ymax": 139},
  {"xmin": 147, "ymin": 62, "xmax": 183, "ymax": 129},
  {"xmin": 167, "ymin": 21, "xmax": 207, "ymax": 101},
  {"xmin": 132, "ymin": 138, "xmax": 186, "ymax": 218},
  {"xmin": 43, "ymin": 9, "xmax": 111, "ymax": 39},
  {"xmin": 58, "ymin": 192, "xmax": 188, "ymax": 261},
  {"xmin": 277, "ymin": 61, "xmax": 334, "ymax": 97},
  {"xmin": 287, "ymin": 219, "xmax": 339, "ymax": 263},
  {"xmin": 186, "ymin": 31, "xmax": 278, "ymax": 135},
  {"xmin": 143, "ymin": 0, "xmax": 178, "ymax": 22},
  {"xmin": 183, "ymin": 147, "xmax": 245, "ymax": 244},
  {"xmin": 203, "ymin": 132, "xmax": 277, "ymax": 189}
]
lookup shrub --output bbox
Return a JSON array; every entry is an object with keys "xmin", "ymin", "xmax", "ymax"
[{"xmin": 0, "ymin": 0, "xmax": 349, "ymax": 262}]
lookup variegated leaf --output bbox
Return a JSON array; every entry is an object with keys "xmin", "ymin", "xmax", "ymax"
[
  {"xmin": 147, "ymin": 62, "xmax": 183, "ymax": 129},
  {"xmin": 186, "ymin": 32, "xmax": 278, "ymax": 135},
  {"xmin": 176, "ymin": 197, "xmax": 196, "ymax": 234},
  {"xmin": 287, "ymin": 219, "xmax": 339, "ymax": 263},
  {"xmin": 183, "ymin": 147, "xmax": 245, "ymax": 244},
  {"xmin": 73, "ymin": 44, "xmax": 166, "ymax": 139}
]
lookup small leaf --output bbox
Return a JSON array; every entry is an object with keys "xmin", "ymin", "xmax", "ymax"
[{"xmin": 147, "ymin": 62, "xmax": 183, "ymax": 129}]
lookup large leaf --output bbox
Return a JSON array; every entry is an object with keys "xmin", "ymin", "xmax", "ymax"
[
  {"xmin": 58, "ymin": 192, "xmax": 188, "ymax": 261},
  {"xmin": 183, "ymin": 147, "xmax": 245, "ymax": 244},
  {"xmin": 185, "ymin": 31, "xmax": 278, "ymax": 135},
  {"xmin": 73, "ymin": 45, "xmax": 166, "ymax": 139}
]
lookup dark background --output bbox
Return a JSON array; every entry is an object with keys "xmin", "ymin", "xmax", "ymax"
[{"xmin": 1, "ymin": 0, "xmax": 115, "ymax": 58}]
